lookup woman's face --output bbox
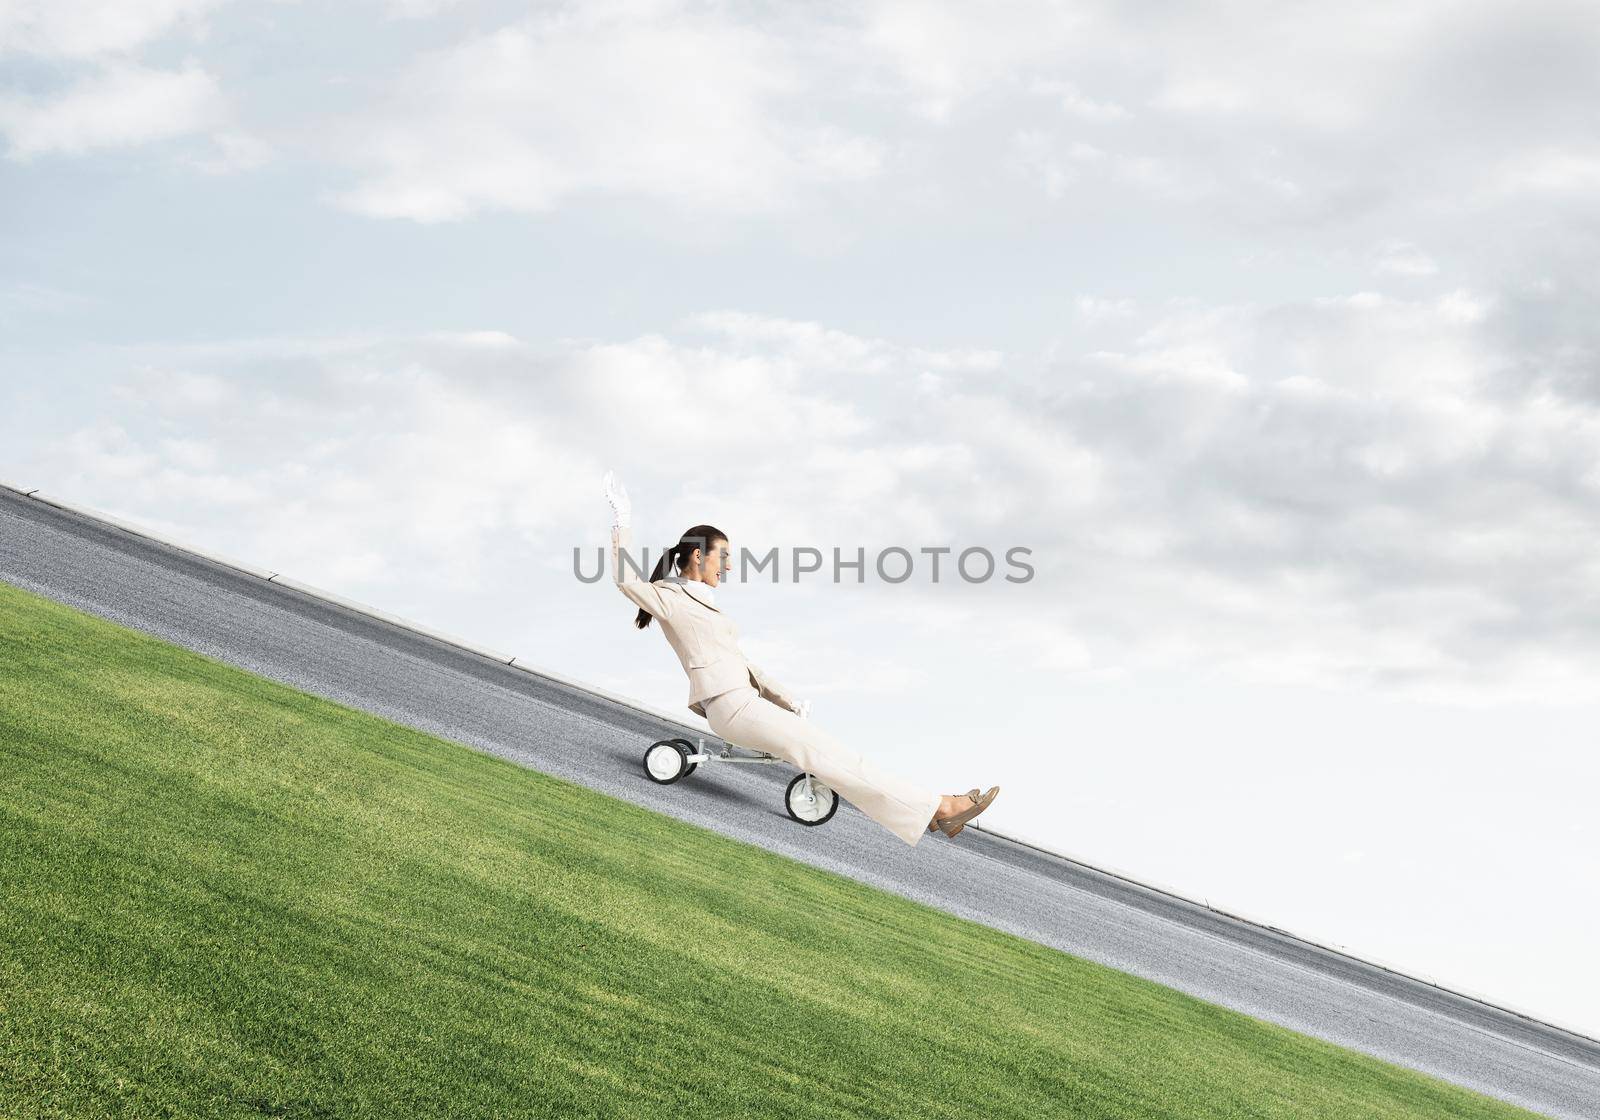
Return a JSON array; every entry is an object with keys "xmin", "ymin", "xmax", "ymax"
[{"xmin": 691, "ymin": 538, "xmax": 731, "ymax": 587}]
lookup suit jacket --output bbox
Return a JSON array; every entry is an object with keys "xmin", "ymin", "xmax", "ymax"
[{"xmin": 611, "ymin": 524, "xmax": 800, "ymax": 718}]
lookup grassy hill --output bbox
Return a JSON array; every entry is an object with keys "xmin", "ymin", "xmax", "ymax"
[{"xmin": 0, "ymin": 578, "xmax": 1542, "ymax": 1119}]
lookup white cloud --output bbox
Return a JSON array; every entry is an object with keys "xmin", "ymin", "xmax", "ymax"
[
  {"xmin": 1007, "ymin": 130, "xmax": 1061, "ymax": 197},
  {"xmin": 1087, "ymin": 344, "xmax": 1251, "ymax": 393},
  {"xmin": 1373, "ymin": 239, "xmax": 1439, "ymax": 278},
  {"xmin": 0, "ymin": 0, "xmax": 262, "ymax": 166},
  {"xmin": 179, "ymin": 128, "xmax": 273, "ymax": 174},
  {"xmin": 1035, "ymin": 292, "xmax": 1600, "ymax": 704},
  {"xmin": 1030, "ymin": 78, "xmax": 1129, "ymax": 121},
  {"xmin": 0, "ymin": 0, "xmax": 222, "ymax": 59},
  {"xmin": 1076, "ymin": 296, "xmax": 1136, "ymax": 323},
  {"xmin": 857, "ymin": 0, "xmax": 1094, "ymax": 122},
  {"xmin": 681, "ymin": 310, "xmax": 899, "ymax": 374},
  {"xmin": 1008, "ymin": 128, "xmax": 1207, "ymax": 204},
  {"xmin": 323, "ymin": 3, "xmax": 887, "ymax": 223},
  {"xmin": 0, "ymin": 59, "xmax": 224, "ymax": 158},
  {"xmin": 1141, "ymin": 3, "xmax": 1450, "ymax": 130},
  {"xmin": 1491, "ymin": 147, "xmax": 1600, "ymax": 195}
]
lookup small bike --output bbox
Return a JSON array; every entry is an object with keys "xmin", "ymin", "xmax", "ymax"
[{"xmin": 642, "ymin": 736, "xmax": 839, "ymax": 826}]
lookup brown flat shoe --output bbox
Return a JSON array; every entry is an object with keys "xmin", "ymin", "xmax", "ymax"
[
  {"xmin": 930, "ymin": 788, "xmax": 983, "ymax": 831},
  {"xmin": 932, "ymin": 786, "xmax": 999, "ymax": 838}
]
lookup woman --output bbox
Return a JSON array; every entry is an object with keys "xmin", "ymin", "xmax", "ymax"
[{"xmin": 603, "ymin": 471, "xmax": 998, "ymax": 846}]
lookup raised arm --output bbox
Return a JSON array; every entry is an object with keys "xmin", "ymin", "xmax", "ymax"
[
  {"xmin": 605, "ymin": 471, "xmax": 674, "ymax": 621},
  {"xmin": 610, "ymin": 523, "xmax": 674, "ymax": 619}
]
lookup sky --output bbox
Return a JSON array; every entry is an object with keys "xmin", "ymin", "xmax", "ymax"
[{"xmin": 3, "ymin": 0, "xmax": 1599, "ymax": 1035}]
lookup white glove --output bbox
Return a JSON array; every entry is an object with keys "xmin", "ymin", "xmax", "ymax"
[
  {"xmin": 794, "ymin": 699, "xmax": 813, "ymax": 720},
  {"xmin": 602, "ymin": 470, "xmax": 631, "ymax": 529}
]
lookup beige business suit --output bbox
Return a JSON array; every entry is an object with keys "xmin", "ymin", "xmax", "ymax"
[{"xmin": 612, "ymin": 524, "xmax": 942, "ymax": 846}]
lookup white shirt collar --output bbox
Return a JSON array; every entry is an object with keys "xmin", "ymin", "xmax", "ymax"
[{"xmin": 664, "ymin": 574, "xmax": 716, "ymax": 607}]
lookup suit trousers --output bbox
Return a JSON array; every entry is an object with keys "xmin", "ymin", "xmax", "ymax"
[{"xmin": 701, "ymin": 686, "xmax": 943, "ymax": 847}]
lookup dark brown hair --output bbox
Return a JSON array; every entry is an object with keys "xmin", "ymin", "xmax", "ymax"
[{"xmin": 636, "ymin": 524, "xmax": 727, "ymax": 629}]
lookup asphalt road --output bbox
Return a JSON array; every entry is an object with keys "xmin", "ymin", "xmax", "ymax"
[{"xmin": 3, "ymin": 485, "xmax": 1597, "ymax": 1120}]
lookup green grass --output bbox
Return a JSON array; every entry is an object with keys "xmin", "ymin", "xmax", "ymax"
[{"xmin": 0, "ymin": 579, "xmax": 1543, "ymax": 1120}]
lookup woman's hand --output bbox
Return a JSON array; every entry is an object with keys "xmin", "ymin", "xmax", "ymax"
[
  {"xmin": 602, "ymin": 470, "xmax": 632, "ymax": 529},
  {"xmin": 794, "ymin": 699, "xmax": 813, "ymax": 720}
]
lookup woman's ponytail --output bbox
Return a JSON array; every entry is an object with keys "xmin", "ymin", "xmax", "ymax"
[{"xmin": 634, "ymin": 547, "xmax": 675, "ymax": 630}]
